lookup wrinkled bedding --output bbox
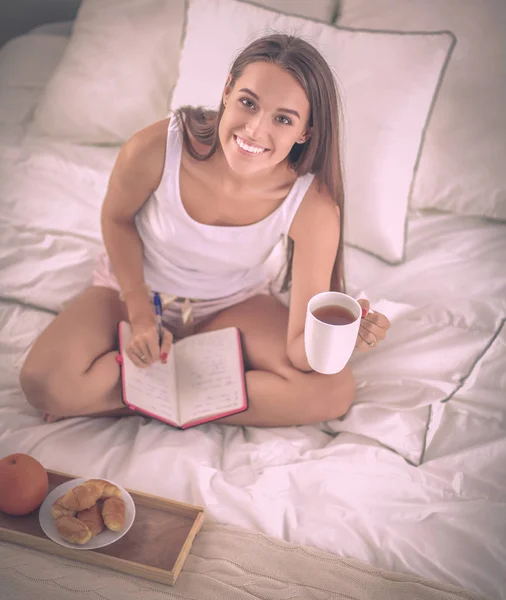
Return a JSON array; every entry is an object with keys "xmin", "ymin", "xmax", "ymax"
[{"xmin": 0, "ymin": 37, "xmax": 505, "ymax": 600}]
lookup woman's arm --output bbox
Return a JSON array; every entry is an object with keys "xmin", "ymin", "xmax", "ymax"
[
  {"xmin": 100, "ymin": 118, "xmax": 169, "ymax": 323},
  {"xmin": 285, "ymin": 181, "xmax": 340, "ymax": 371}
]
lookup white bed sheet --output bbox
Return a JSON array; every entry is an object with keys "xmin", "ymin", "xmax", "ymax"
[{"xmin": 0, "ymin": 30, "xmax": 505, "ymax": 600}]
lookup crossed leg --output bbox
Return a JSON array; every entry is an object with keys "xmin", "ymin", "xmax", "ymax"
[
  {"xmin": 20, "ymin": 288, "xmax": 355, "ymax": 426},
  {"xmin": 195, "ymin": 294, "xmax": 355, "ymax": 426},
  {"xmin": 20, "ymin": 286, "xmax": 131, "ymax": 421}
]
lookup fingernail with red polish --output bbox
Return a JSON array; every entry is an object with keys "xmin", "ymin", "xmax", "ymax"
[
  {"xmin": 161, "ymin": 352, "xmax": 168, "ymax": 362},
  {"xmin": 361, "ymin": 308, "xmax": 368, "ymax": 318}
]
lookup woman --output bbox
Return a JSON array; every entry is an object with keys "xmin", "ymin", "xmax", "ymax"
[{"xmin": 20, "ymin": 34, "xmax": 390, "ymax": 426}]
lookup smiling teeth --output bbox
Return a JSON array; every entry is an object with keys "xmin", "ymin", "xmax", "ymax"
[{"xmin": 235, "ymin": 136, "xmax": 265, "ymax": 154}]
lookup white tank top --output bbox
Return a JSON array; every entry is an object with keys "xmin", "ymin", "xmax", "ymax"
[{"xmin": 135, "ymin": 117, "xmax": 315, "ymax": 299}]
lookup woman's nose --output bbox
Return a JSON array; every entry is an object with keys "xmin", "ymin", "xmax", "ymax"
[{"xmin": 245, "ymin": 113, "xmax": 266, "ymax": 138}]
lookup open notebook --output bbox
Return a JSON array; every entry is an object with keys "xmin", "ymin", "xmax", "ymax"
[{"xmin": 117, "ymin": 321, "xmax": 248, "ymax": 429}]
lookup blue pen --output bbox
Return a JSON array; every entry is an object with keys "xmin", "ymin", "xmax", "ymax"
[{"xmin": 153, "ymin": 291, "xmax": 163, "ymax": 347}]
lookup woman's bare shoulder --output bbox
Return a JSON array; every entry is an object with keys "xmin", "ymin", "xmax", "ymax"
[
  {"xmin": 122, "ymin": 118, "xmax": 170, "ymax": 162},
  {"xmin": 290, "ymin": 177, "xmax": 340, "ymax": 242},
  {"xmin": 115, "ymin": 118, "xmax": 170, "ymax": 187}
]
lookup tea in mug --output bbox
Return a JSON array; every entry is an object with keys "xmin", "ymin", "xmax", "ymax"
[{"xmin": 312, "ymin": 305, "xmax": 356, "ymax": 326}]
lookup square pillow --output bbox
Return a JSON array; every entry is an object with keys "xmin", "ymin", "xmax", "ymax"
[
  {"xmin": 338, "ymin": 0, "xmax": 506, "ymax": 221},
  {"xmin": 30, "ymin": 0, "xmax": 187, "ymax": 145},
  {"xmin": 28, "ymin": 0, "xmax": 338, "ymax": 147},
  {"xmin": 170, "ymin": 0, "xmax": 454, "ymax": 263},
  {"xmin": 0, "ymin": 33, "xmax": 69, "ymax": 126},
  {"xmin": 254, "ymin": 0, "xmax": 338, "ymax": 22}
]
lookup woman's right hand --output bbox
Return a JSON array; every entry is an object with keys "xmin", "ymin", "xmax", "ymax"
[{"xmin": 126, "ymin": 315, "xmax": 173, "ymax": 368}]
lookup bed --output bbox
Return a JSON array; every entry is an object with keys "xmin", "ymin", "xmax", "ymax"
[{"xmin": 0, "ymin": 1, "xmax": 505, "ymax": 599}]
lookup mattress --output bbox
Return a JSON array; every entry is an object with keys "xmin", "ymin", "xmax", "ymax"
[{"xmin": 0, "ymin": 27, "xmax": 505, "ymax": 600}]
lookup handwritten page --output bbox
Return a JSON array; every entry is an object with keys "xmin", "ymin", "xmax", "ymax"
[
  {"xmin": 120, "ymin": 322, "xmax": 180, "ymax": 425},
  {"xmin": 175, "ymin": 328, "xmax": 245, "ymax": 425}
]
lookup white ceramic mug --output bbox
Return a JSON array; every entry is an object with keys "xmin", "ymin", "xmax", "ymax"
[{"xmin": 304, "ymin": 292, "xmax": 361, "ymax": 374}]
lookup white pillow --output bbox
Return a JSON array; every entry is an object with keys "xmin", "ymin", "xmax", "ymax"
[
  {"xmin": 28, "ymin": 0, "xmax": 337, "ymax": 147},
  {"xmin": 170, "ymin": 0, "xmax": 454, "ymax": 263},
  {"xmin": 0, "ymin": 34, "xmax": 69, "ymax": 126},
  {"xmin": 338, "ymin": 0, "xmax": 506, "ymax": 221},
  {"xmin": 30, "ymin": 0, "xmax": 187, "ymax": 145},
  {"xmin": 254, "ymin": 0, "xmax": 338, "ymax": 22},
  {"xmin": 28, "ymin": 21, "xmax": 74, "ymax": 37}
]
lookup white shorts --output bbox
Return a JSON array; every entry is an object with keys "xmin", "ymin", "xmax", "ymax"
[{"xmin": 91, "ymin": 252, "xmax": 271, "ymax": 336}]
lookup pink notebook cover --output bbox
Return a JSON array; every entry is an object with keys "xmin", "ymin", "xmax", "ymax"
[{"xmin": 117, "ymin": 322, "xmax": 248, "ymax": 429}]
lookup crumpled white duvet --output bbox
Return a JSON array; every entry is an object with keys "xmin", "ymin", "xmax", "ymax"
[{"xmin": 0, "ymin": 125, "xmax": 505, "ymax": 600}]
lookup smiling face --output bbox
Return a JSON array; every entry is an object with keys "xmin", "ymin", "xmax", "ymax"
[{"xmin": 218, "ymin": 61, "xmax": 311, "ymax": 178}]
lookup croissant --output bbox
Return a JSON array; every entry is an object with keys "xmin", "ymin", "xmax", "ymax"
[
  {"xmin": 55, "ymin": 515, "xmax": 93, "ymax": 544},
  {"xmin": 101, "ymin": 496, "xmax": 126, "ymax": 532},
  {"xmin": 77, "ymin": 502, "xmax": 105, "ymax": 536},
  {"xmin": 86, "ymin": 478, "xmax": 122, "ymax": 499},
  {"xmin": 60, "ymin": 480, "xmax": 104, "ymax": 512},
  {"xmin": 51, "ymin": 495, "xmax": 75, "ymax": 519}
]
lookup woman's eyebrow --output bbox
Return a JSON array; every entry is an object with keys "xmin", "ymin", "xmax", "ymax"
[{"xmin": 238, "ymin": 88, "xmax": 301, "ymax": 119}]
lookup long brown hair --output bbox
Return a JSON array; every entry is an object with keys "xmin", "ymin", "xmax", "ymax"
[{"xmin": 175, "ymin": 33, "xmax": 345, "ymax": 292}]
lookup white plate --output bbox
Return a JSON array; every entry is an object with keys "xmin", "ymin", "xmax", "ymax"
[{"xmin": 39, "ymin": 478, "xmax": 136, "ymax": 550}]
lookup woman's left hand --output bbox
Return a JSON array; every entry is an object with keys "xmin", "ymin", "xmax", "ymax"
[{"xmin": 355, "ymin": 299, "xmax": 390, "ymax": 352}]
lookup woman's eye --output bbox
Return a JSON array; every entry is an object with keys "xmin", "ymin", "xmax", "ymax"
[
  {"xmin": 240, "ymin": 98, "xmax": 255, "ymax": 109},
  {"xmin": 277, "ymin": 115, "xmax": 292, "ymax": 126}
]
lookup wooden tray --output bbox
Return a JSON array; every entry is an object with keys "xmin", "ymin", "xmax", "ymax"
[{"xmin": 0, "ymin": 470, "xmax": 204, "ymax": 585}]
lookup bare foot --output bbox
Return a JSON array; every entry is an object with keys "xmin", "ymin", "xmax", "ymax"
[
  {"xmin": 42, "ymin": 407, "xmax": 134, "ymax": 422},
  {"xmin": 42, "ymin": 413, "xmax": 65, "ymax": 423}
]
